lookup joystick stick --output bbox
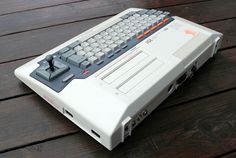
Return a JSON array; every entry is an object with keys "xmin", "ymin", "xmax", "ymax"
[{"xmin": 46, "ymin": 55, "xmax": 54, "ymax": 71}]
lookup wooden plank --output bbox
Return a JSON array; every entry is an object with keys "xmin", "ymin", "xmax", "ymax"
[
  {"xmin": 0, "ymin": 15, "xmax": 235, "ymax": 64},
  {"xmin": 221, "ymin": 152, "xmax": 236, "ymax": 158},
  {"xmin": 0, "ymin": 47, "xmax": 235, "ymax": 152},
  {"xmin": 0, "ymin": 0, "xmax": 210, "ymax": 37},
  {"xmin": 0, "ymin": 95, "xmax": 79, "ymax": 152},
  {"xmin": 0, "ymin": 0, "xmax": 85, "ymax": 16},
  {"xmin": 1, "ymin": 89, "xmax": 236, "ymax": 157}
]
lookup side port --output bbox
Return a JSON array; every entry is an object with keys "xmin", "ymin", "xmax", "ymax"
[
  {"xmin": 121, "ymin": 117, "xmax": 132, "ymax": 142},
  {"xmin": 91, "ymin": 130, "xmax": 100, "ymax": 138},
  {"xmin": 176, "ymin": 73, "xmax": 187, "ymax": 85},
  {"xmin": 63, "ymin": 108, "xmax": 73, "ymax": 118},
  {"xmin": 167, "ymin": 84, "xmax": 174, "ymax": 94},
  {"xmin": 191, "ymin": 65, "xmax": 197, "ymax": 74}
]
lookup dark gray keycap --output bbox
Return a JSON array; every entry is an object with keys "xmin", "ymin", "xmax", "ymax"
[
  {"xmin": 96, "ymin": 60, "xmax": 104, "ymax": 65},
  {"xmin": 120, "ymin": 14, "xmax": 129, "ymax": 19},
  {"xmin": 36, "ymin": 61, "xmax": 69, "ymax": 81},
  {"xmin": 69, "ymin": 41, "xmax": 80, "ymax": 48},
  {"xmin": 67, "ymin": 55, "xmax": 86, "ymax": 66},
  {"xmin": 62, "ymin": 74, "xmax": 74, "ymax": 83},
  {"xmin": 155, "ymin": 10, "xmax": 163, "ymax": 16},
  {"xmin": 107, "ymin": 53, "xmax": 114, "ymax": 58},
  {"xmin": 137, "ymin": 9, "xmax": 148, "ymax": 15},
  {"xmin": 36, "ymin": 69, "xmax": 50, "ymax": 81},
  {"xmin": 114, "ymin": 48, "xmax": 121, "ymax": 54},
  {"xmin": 58, "ymin": 47, "xmax": 70, "ymax": 54},
  {"xmin": 61, "ymin": 50, "xmax": 76, "ymax": 61},
  {"xmin": 80, "ymin": 60, "xmax": 91, "ymax": 69},
  {"xmin": 146, "ymin": 9, "xmax": 157, "ymax": 15},
  {"xmin": 51, "ymin": 66, "xmax": 69, "ymax": 80}
]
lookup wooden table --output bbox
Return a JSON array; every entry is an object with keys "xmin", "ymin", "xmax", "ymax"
[{"xmin": 0, "ymin": 0, "xmax": 236, "ymax": 157}]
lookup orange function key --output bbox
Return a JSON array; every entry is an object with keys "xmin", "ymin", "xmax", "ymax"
[
  {"xmin": 144, "ymin": 30, "xmax": 151, "ymax": 35},
  {"xmin": 150, "ymin": 25, "xmax": 158, "ymax": 31},
  {"xmin": 157, "ymin": 21, "xmax": 164, "ymax": 27},
  {"xmin": 137, "ymin": 34, "xmax": 144, "ymax": 40},
  {"xmin": 163, "ymin": 18, "xmax": 170, "ymax": 23}
]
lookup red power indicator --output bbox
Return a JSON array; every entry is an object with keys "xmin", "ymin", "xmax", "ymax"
[{"xmin": 83, "ymin": 70, "xmax": 90, "ymax": 75}]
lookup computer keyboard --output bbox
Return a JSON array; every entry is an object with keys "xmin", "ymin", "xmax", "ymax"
[
  {"xmin": 15, "ymin": 8, "xmax": 223, "ymax": 150},
  {"xmin": 30, "ymin": 9, "xmax": 173, "ymax": 92}
]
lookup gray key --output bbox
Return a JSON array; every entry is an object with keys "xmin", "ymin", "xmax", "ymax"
[
  {"xmin": 100, "ymin": 31, "xmax": 109, "ymax": 36},
  {"xmin": 74, "ymin": 45, "xmax": 83, "ymax": 52},
  {"xmin": 141, "ymin": 14, "xmax": 148, "ymax": 18},
  {"xmin": 61, "ymin": 50, "xmax": 76, "ymax": 61},
  {"xmin": 155, "ymin": 10, "xmax": 163, "ymax": 16},
  {"xmin": 84, "ymin": 46, "xmax": 93, "ymax": 52},
  {"xmin": 117, "ymin": 22, "xmax": 125, "ymax": 26},
  {"xmin": 115, "ymin": 40, "xmax": 125, "ymax": 47},
  {"xmin": 69, "ymin": 41, "xmax": 80, "ymax": 48},
  {"xmin": 121, "ymin": 36, "xmax": 131, "ymax": 43},
  {"xmin": 109, "ymin": 43, "xmax": 119, "ymax": 51},
  {"xmin": 81, "ymin": 42, "xmax": 89, "ymax": 48},
  {"xmin": 77, "ymin": 50, "xmax": 86, "ymax": 56},
  {"xmin": 123, "ymin": 19, "xmax": 130, "ymax": 23},
  {"xmin": 120, "ymin": 14, "xmax": 129, "ymax": 19},
  {"xmin": 88, "ymin": 56, "xmax": 98, "ymax": 64},
  {"xmin": 128, "ymin": 16, "xmax": 136, "ymax": 20},
  {"xmin": 104, "ymin": 35, "xmax": 112, "ymax": 40},
  {"xmin": 145, "ymin": 23, "xmax": 152, "ymax": 29},
  {"xmin": 123, "ymin": 29, "xmax": 131, "ymax": 34},
  {"xmin": 163, "ymin": 11, "xmax": 170, "ymax": 16},
  {"xmin": 112, "ymin": 36, "xmax": 120, "ymax": 41},
  {"xmin": 127, "ymin": 22, "xmax": 135, "ymax": 26},
  {"xmin": 129, "ymin": 26, "xmax": 137, "ymax": 31},
  {"xmin": 97, "ymin": 39, "xmax": 106, "ymax": 44},
  {"xmin": 118, "ymin": 33, "xmax": 126, "ymax": 38},
  {"xmin": 99, "ymin": 44, "xmax": 108, "ymax": 49},
  {"xmin": 95, "ymin": 52, "xmax": 105, "ymax": 59},
  {"xmin": 136, "ymin": 23, "xmax": 142, "ymax": 28},
  {"xmin": 85, "ymin": 52, "xmax": 94, "ymax": 58},
  {"xmin": 150, "ymin": 15, "xmax": 157, "ymax": 19},
  {"xmin": 106, "ymin": 28, "xmax": 114, "ymax": 33},
  {"xmin": 110, "ymin": 32, "xmax": 118, "ymax": 36},
  {"xmin": 67, "ymin": 55, "xmax": 86, "ymax": 66},
  {"xmin": 102, "ymin": 47, "xmax": 112, "ymax": 55},
  {"xmin": 58, "ymin": 47, "xmax": 70, "ymax": 54},
  {"xmin": 105, "ymin": 40, "xmax": 114, "ymax": 45},
  {"xmin": 122, "ymin": 25, "xmax": 130, "ymax": 30},
  {"xmin": 90, "ymin": 42, "xmax": 99, "ymax": 48},
  {"xmin": 62, "ymin": 74, "xmax": 74, "ymax": 83},
  {"xmin": 133, "ymin": 14, "xmax": 140, "ymax": 18},
  {"xmin": 146, "ymin": 9, "xmax": 157, "ymax": 15},
  {"xmin": 94, "ymin": 34, "xmax": 102, "ymax": 40},
  {"xmin": 134, "ymin": 29, "xmax": 142, "ymax": 36},
  {"xmin": 87, "ymin": 38, "xmax": 96, "ymax": 44},
  {"xmin": 140, "ymin": 26, "xmax": 148, "ymax": 32},
  {"xmin": 92, "ymin": 48, "xmax": 101, "ymax": 54},
  {"xmin": 80, "ymin": 60, "xmax": 91, "ymax": 69},
  {"xmin": 116, "ymin": 28, "xmax": 123, "ymax": 33},
  {"xmin": 112, "ymin": 25, "xmax": 119, "ymax": 30},
  {"xmin": 128, "ymin": 32, "xmax": 136, "ymax": 38},
  {"xmin": 150, "ymin": 20, "xmax": 157, "ymax": 26},
  {"xmin": 137, "ymin": 9, "xmax": 148, "ymax": 15}
]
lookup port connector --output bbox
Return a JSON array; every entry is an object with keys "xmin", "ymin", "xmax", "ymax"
[
  {"xmin": 64, "ymin": 109, "xmax": 73, "ymax": 118},
  {"xmin": 191, "ymin": 65, "xmax": 197, "ymax": 73},
  {"xmin": 176, "ymin": 73, "xmax": 187, "ymax": 85},
  {"xmin": 91, "ymin": 130, "xmax": 100, "ymax": 138},
  {"xmin": 168, "ymin": 84, "xmax": 174, "ymax": 93}
]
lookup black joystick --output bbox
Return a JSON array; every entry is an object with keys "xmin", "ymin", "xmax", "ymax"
[{"xmin": 46, "ymin": 55, "xmax": 55, "ymax": 71}]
